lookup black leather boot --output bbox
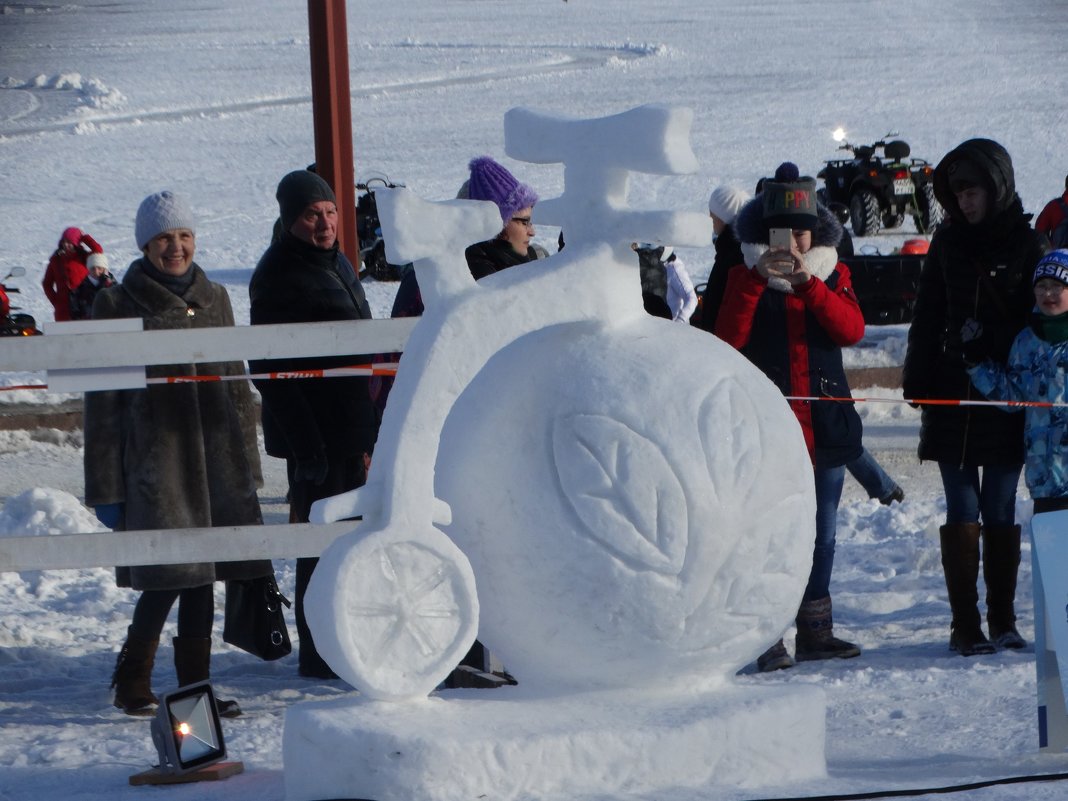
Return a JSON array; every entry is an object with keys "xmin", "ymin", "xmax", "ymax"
[
  {"xmin": 940, "ymin": 523, "xmax": 996, "ymax": 656},
  {"xmin": 982, "ymin": 524, "xmax": 1025, "ymax": 649},
  {"xmin": 111, "ymin": 627, "xmax": 159, "ymax": 716},
  {"xmin": 173, "ymin": 636, "xmax": 242, "ymax": 718}
]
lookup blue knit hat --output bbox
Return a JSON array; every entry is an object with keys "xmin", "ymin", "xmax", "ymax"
[
  {"xmin": 466, "ymin": 156, "xmax": 538, "ymax": 224},
  {"xmin": 1034, "ymin": 249, "xmax": 1068, "ymax": 286},
  {"xmin": 135, "ymin": 191, "xmax": 196, "ymax": 249}
]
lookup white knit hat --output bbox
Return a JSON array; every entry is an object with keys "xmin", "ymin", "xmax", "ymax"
[
  {"xmin": 135, "ymin": 190, "xmax": 196, "ymax": 249},
  {"xmin": 86, "ymin": 252, "xmax": 109, "ymax": 271},
  {"xmin": 707, "ymin": 185, "xmax": 751, "ymax": 225}
]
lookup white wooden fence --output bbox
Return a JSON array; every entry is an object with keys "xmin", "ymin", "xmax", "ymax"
[{"xmin": 0, "ymin": 318, "xmax": 416, "ymax": 573}]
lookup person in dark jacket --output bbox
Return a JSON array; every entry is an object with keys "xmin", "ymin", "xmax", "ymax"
[
  {"xmin": 85, "ymin": 191, "xmax": 268, "ymax": 717},
  {"xmin": 68, "ymin": 252, "xmax": 115, "ymax": 320},
  {"xmin": 716, "ymin": 162, "xmax": 865, "ymax": 672},
  {"xmin": 249, "ymin": 170, "xmax": 379, "ymax": 679},
  {"xmin": 463, "ymin": 156, "xmax": 540, "ymax": 278},
  {"xmin": 902, "ymin": 138, "xmax": 1047, "ymax": 656},
  {"xmin": 695, "ymin": 184, "xmax": 749, "ymax": 332}
]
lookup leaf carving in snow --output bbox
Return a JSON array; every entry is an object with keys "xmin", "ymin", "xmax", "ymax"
[
  {"xmin": 553, "ymin": 413, "xmax": 687, "ymax": 575},
  {"xmin": 698, "ymin": 378, "xmax": 763, "ymax": 508}
]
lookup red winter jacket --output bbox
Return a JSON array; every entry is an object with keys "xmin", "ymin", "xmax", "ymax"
[
  {"xmin": 43, "ymin": 233, "xmax": 101, "ymax": 321},
  {"xmin": 1035, "ymin": 189, "xmax": 1068, "ymax": 245},
  {"xmin": 715, "ymin": 246, "xmax": 865, "ymax": 467}
]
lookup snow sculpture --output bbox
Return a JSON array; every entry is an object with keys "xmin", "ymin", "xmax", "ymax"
[{"xmin": 286, "ymin": 104, "xmax": 826, "ymax": 801}]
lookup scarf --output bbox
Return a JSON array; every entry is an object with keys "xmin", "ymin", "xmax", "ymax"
[
  {"xmin": 1031, "ymin": 308, "xmax": 1068, "ymax": 344},
  {"xmin": 139, "ymin": 256, "xmax": 197, "ymax": 296}
]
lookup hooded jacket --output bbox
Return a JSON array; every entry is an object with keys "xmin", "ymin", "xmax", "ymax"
[
  {"xmin": 902, "ymin": 138, "xmax": 1048, "ymax": 465},
  {"xmin": 715, "ymin": 201, "xmax": 864, "ymax": 468}
]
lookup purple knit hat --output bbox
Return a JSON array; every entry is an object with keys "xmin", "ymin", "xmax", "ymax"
[{"xmin": 466, "ymin": 156, "xmax": 538, "ymax": 224}]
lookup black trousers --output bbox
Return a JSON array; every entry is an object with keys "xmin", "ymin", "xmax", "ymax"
[
  {"xmin": 129, "ymin": 584, "xmax": 213, "ymax": 641},
  {"xmin": 288, "ymin": 454, "xmax": 366, "ymax": 674}
]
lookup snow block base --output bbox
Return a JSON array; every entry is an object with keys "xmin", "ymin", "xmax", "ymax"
[{"xmin": 282, "ymin": 685, "xmax": 826, "ymax": 801}]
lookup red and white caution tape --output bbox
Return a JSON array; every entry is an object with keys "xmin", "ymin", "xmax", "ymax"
[
  {"xmin": 0, "ymin": 362, "xmax": 400, "ymax": 392},
  {"xmin": 785, "ymin": 395, "xmax": 1068, "ymax": 409}
]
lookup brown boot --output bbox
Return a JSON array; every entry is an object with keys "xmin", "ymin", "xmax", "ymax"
[
  {"xmin": 111, "ymin": 627, "xmax": 159, "ymax": 716},
  {"xmin": 940, "ymin": 523, "xmax": 995, "ymax": 656},
  {"xmin": 794, "ymin": 597, "xmax": 861, "ymax": 661},
  {"xmin": 756, "ymin": 639, "xmax": 794, "ymax": 672},
  {"xmin": 173, "ymin": 636, "xmax": 241, "ymax": 718},
  {"xmin": 983, "ymin": 524, "xmax": 1026, "ymax": 649}
]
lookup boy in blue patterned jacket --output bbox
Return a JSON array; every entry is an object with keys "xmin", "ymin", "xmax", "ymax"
[
  {"xmin": 965, "ymin": 249, "xmax": 1068, "ymax": 650},
  {"xmin": 968, "ymin": 249, "xmax": 1068, "ymax": 514}
]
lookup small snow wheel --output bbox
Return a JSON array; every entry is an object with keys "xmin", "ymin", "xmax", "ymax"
[{"xmin": 305, "ymin": 525, "xmax": 480, "ymax": 700}]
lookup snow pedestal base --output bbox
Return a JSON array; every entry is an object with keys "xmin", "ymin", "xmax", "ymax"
[{"xmin": 282, "ymin": 684, "xmax": 827, "ymax": 801}]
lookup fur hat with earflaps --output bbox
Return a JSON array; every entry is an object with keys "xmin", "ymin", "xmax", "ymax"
[
  {"xmin": 732, "ymin": 162, "xmax": 845, "ymax": 292},
  {"xmin": 734, "ymin": 162, "xmax": 842, "ymax": 250}
]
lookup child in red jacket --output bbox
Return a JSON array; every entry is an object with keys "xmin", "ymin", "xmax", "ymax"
[{"xmin": 43, "ymin": 226, "xmax": 102, "ymax": 321}]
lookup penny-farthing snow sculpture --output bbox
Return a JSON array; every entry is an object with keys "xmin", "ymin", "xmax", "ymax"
[{"xmin": 284, "ymin": 105, "xmax": 828, "ymax": 801}]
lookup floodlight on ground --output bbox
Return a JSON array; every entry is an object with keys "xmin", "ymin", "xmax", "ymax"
[{"xmin": 150, "ymin": 681, "xmax": 227, "ymax": 775}]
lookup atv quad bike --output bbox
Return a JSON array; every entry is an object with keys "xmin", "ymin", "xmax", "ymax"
[
  {"xmin": 356, "ymin": 174, "xmax": 413, "ymax": 281},
  {"xmin": 817, "ymin": 132, "xmax": 943, "ymax": 237}
]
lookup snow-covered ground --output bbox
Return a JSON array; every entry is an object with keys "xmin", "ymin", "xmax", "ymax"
[{"xmin": 3, "ymin": 0, "xmax": 1068, "ymax": 798}]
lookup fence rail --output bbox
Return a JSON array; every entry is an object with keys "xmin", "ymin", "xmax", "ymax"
[
  {"xmin": 0, "ymin": 317, "xmax": 402, "ymax": 572},
  {"xmin": 0, "ymin": 521, "xmax": 359, "ymax": 573}
]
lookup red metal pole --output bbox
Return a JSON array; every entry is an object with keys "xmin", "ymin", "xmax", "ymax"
[{"xmin": 307, "ymin": 0, "xmax": 359, "ymax": 271}]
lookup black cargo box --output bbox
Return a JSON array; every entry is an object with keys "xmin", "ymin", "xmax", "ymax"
[{"xmin": 841, "ymin": 253, "xmax": 925, "ymax": 326}]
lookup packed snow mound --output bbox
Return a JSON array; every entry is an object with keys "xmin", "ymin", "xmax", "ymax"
[{"xmin": 0, "ymin": 487, "xmax": 102, "ymax": 538}]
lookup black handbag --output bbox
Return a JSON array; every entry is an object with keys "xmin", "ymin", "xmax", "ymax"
[{"xmin": 223, "ymin": 575, "xmax": 293, "ymax": 661}]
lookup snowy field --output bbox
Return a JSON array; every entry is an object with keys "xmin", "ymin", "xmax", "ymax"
[{"xmin": 3, "ymin": 0, "xmax": 1068, "ymax": 799}]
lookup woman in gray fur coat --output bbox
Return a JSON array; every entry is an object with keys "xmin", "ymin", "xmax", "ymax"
[{"xmin": 84, "ymin": 190, "xmax": 269, "ymax": 717}]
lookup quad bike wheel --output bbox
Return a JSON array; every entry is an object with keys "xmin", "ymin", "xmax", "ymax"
[
  {"xmin": 849, "ymin": 188, "xmax": 881, "ymax": 237},
  {"xmin": 882, "ymin": 211, "xmax": 905, "ymax": 230},
  {"xmin": 913, "ymin": 183, "xmax": 944, "ymax": 234}
]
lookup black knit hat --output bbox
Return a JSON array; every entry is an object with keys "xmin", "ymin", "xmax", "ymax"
[
  {"xmin": 761, "ymin": 162, "xmax": 819, "ymax": 232},
  {"xmin": 276, "ymin": 170, "xmax": 337, "ymax": 233}
]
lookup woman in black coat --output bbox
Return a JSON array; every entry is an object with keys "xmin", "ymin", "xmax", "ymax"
[{"xmin": 902, "ymin": 138, "xmax": 1047, "ymax": 656}]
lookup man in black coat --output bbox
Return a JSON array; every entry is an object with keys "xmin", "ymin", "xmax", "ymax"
[
  {"xmin": 902, "ymin": 138, "xmax": 1047, "ymax": 657},
  {"xmin": 249, "ymin": 170, "xmax": 379, "ymax": 678}
]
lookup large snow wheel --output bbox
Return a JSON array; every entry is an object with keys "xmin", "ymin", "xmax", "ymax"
[
  {"xmin": 913, "ymin": 183, "xmax": 944, "ymax": 234},
  {"xmin": 849, "ymin": 188, "xmax": 881, "ymax": 237}
]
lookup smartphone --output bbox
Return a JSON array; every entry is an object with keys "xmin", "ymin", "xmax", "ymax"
[{"xmin": 769, "ymin": 228, "xmax": 792, "ymax": 250}]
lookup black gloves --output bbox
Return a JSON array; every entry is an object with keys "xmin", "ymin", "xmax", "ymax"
[
  {"xmin": 958, "ymin": 318, "xmax": 985, "ymax": 367},
  {"xmin": 294, "ymin": 452, "xmax": 329, "ymax": 486}
]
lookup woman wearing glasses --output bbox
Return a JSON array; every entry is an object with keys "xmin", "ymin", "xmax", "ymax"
[
  {"xmin": 463, "ymin": 155, "xmax": 541, "ymax": 279},
  {"xmin": 902, "ymin": 138, "xmax": 1047, "ymax": 657}
]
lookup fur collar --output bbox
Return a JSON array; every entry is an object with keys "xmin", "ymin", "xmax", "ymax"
[
  {"xmin": 733, "ymin": 195, "xmax": 844, "ymax": 293},
  {"xmin": 739, "ymin": 242, "xmax": 840, "ymax": 293},
  {"xmin": 121, "ymin": 259, "xmax": 217, "ymax": 313}
]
